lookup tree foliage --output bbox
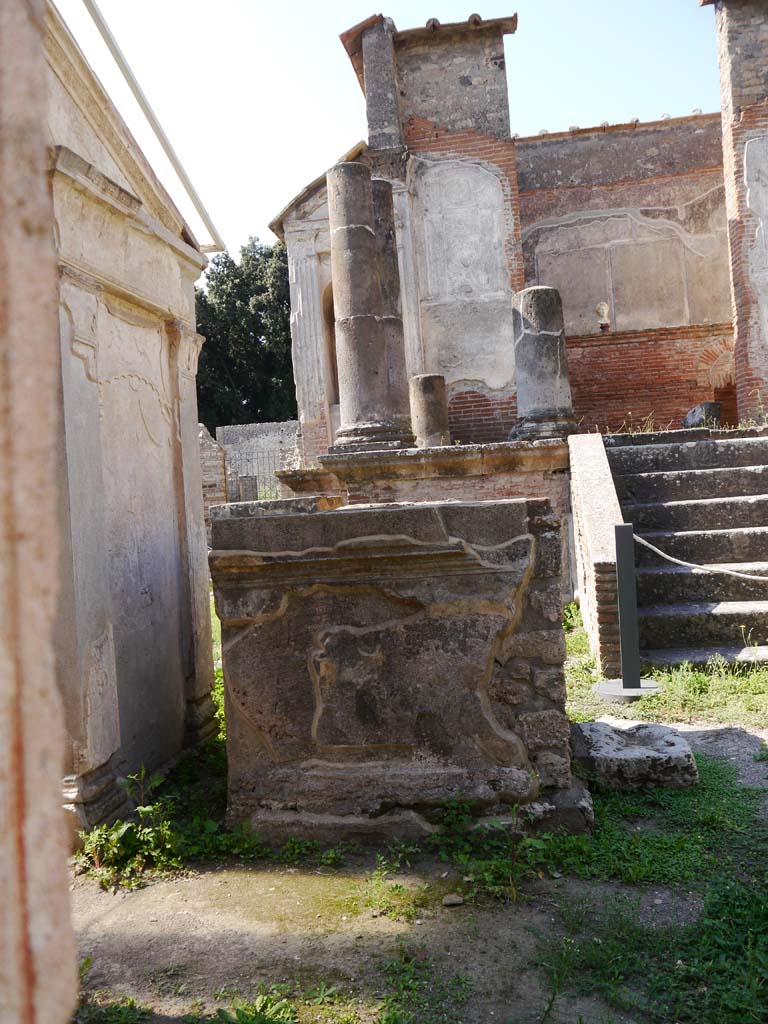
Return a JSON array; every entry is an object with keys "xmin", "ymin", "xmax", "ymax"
[{"xmin": 195, "ymin": 238, "xmax": 296, "ymax": 432}]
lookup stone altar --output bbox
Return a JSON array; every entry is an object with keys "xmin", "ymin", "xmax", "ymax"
[{"xmin": 210, "ymin": 496, "xmax": 586, "ymax": 840}]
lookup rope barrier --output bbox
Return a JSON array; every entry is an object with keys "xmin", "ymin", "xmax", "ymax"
[{"xmin": 633, "ymin": 534, "xmax": 768, "ymax": 582}]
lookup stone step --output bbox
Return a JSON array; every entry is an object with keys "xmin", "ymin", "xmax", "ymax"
[
  {"xmin": 636, "ymin": 562, "xmax": 768, "ymax": 605},
  {"xmin": 635, "ymin": 527, "xmax": 768, "ymax": 566},
  {"xmin": 614, "ymin": 464, "xmax": 768, "ymax": 503},
  {"xmin": 623, "ymin": 494, "xmax": 768, "ymax": 532},
  {"xmin": 640, "ymin": 644, "xmax": 768, "ymax": 669},
  {"xmin": 638, "ymin": 600, "xmax": 768, "ymax": 649},
  {"xmin": 607, "ymin": 435, "xmax": 768, "ymax": 476}
]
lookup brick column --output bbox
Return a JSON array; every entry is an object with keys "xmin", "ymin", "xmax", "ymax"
[{"xmin": 702, "ymin": 0, "xmax": 768, "ymax": 418}]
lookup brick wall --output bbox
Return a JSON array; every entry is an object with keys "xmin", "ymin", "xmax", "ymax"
[
  {"xmin": 447, "ymin": 386, "xmax": 517, "ymax": 444},
  {"xmin": 708, "ymin": 0, "xmax": 768, "ymax": 418},
  {"xmin": 297, "ymin": 411, "xmax": 331, "ymax": 467},
  {"xmin": 198, "ymin": 424, "xmax": 226, "ymax": 537},
  {"xmin": 567, "ymin": 324, "xmax": 735, "ymax": 432}
]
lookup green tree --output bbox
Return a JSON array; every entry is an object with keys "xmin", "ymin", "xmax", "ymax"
[{"xmin": 195, "ymin": 238, "xmax": 296, "ymax": 431}]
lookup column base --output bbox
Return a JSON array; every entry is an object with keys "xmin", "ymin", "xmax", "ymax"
[
  {"xmin": 185, "ymin": 691, "xmax": 219, "ymax": 745},
  {"xmin": 330, "ymin": 419, "xmax": 414, "ymax": 454},
  {"xmin": 509, "ymin": 415, "xmax": 578, "ymax": 441},
  {"xmin": 62, "ymin": 759, "xmax": 130, "ymax": 834}
]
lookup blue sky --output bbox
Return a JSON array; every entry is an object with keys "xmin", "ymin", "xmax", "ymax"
[{"xmin": 54, "ymin": 0, "xmax": 721, "ymax": 259}]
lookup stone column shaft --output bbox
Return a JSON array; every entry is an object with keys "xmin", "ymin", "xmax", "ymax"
[
  {"xmin": 327, "ymin": 161, "xmax": 411, "ymax": 451},
  {"xmin": 511, "ymin": 286, "xmax": 576, "ymax": 440},
  {"xmin": 409, "ymin": 374, "xmax": 451, "ymax": 447},
  {"xmin": 372, "ymin": 177, "xmax": 413, "ymax": 442}
]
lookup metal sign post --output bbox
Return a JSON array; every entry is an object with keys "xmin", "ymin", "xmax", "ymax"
[
  {"xmin": 615, "ymin": 523, "xmax": 642, "ymax": 690},
  {"xmin": 594, "ymin": 523, "xmax": 660, "ymax": 702}
]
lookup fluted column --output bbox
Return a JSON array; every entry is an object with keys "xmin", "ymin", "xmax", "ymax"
[{"xmin": 327, "ymin": 161, "xmax": 412, "ymax": 451}]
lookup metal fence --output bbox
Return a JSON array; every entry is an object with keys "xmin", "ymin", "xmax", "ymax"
[{"xmin": 226, "ymin": 448, "xmax": 284, "ymax": 502}]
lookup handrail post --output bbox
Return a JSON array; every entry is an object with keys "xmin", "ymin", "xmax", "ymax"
[{"xmin": 615, "ymin": 523, "xmax": 641, "ymax": 689}]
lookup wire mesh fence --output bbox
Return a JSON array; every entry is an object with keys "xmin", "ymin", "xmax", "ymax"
[{"xmin": 226, "ymin": 448, "xmax": 284, "ymax": 502}]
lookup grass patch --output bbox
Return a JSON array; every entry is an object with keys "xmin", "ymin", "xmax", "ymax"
[
  {"xmin": 378, "ymin": 944, "xmax": 472, "ymax": 1024},
  {"xmin": 428, "ymin": 755, "xmax": 764, "ymax": 895},
  {"xmin": 539, "ymin": 872, "xmax": 768, "ymax": 1023},
  {"xmin": 565, "ymin": 615, "xmax": 768, "ymax": 729},
  {"xmin": 73, "ymin": 995, "xmax": 151, "ymax": 1023}
]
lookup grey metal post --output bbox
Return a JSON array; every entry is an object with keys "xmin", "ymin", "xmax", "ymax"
[{"xmin": 615, "ymin": 523, "xmax": 641, "ymax": 689}]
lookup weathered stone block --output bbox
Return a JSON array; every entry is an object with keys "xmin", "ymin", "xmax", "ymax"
[
  {"xmin": 210, "ymin": 497, "xmax": 575, "ymax": 839},
  {"xmin": 572, "ymin": 720, "xmax": 699, "ymax": 790}
]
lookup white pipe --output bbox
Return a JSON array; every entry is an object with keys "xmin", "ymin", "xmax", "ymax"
[{"xmin": 80, "ymin": 0, "xmax": 225, "ymax": 253}]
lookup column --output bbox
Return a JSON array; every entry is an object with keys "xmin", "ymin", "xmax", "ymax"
[
  {"xmin": 168, "ymin": 322, "xmax": 216, "ymax": 745},
  {"xmin": 510, "ymin": 286, "xmax": 577, "ymax": 440},
  {"xmin": 372, "ymin": 177, "xmax": 414, "ymax": 444},
  {"xmin": 327, "ymin": 161, "xmax": 412, "ymax": 450},
  {"xmin": 702, "ymin": 0, "xmax": 768, "ymax": 418},
  {"xmin": 409, "ymin": 374, "xmax": 451, "ymax": 447},
  {"xmin": 361, "ymin": 18, "xmax": 404, "ymax": 150},
  {"xmin": 0, "ymin": 0, "xmax": 77, "ymax": 1018}
]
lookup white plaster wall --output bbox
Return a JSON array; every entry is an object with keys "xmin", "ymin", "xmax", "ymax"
[
  {"xmin": 46, "ymin": 2, "xmax": 213, "ymax": 793},
  {"xmin": 411, "ymin": 158, "xmax": 516, "ymax": 390}
]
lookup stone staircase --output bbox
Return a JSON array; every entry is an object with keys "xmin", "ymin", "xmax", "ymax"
[{"xmin": 604, "ymin": 429, "xmax": 768, "ymax": 668}]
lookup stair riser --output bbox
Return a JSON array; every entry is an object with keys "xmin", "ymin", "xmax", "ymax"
[
  {"xmin": 624, "ymin": 497, "xmax": 768, "ymax": 532},
  {"xmin": 640, "ymin": 647, "xmax": 768, "ymax": 669},
  {"xmin": 640, "ymin": 612, "xmax": 768, "ymax": 649},
  {"xmin": 614, "ymin": 466, "xmax": 768, "ymax": 503},
  {"xmin": 636, "ymin": 531, "xmax": 768, "ymax": 566},
  {"xmin": 608, "ymin": 438, "xmax": 768, "ymax": 475},
  {"xmin": 636, "ymin": 571, "xmax": 768, "ymax": 605}
]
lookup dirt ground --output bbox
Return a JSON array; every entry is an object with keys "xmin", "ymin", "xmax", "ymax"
[{"xmin": 72, "ymin": 722, "xmax": 768, "ymax": 1024}]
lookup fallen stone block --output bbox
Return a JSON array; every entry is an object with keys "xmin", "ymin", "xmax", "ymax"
[{"xmin": 571, "ymin": 720, "xmax": 699, "ymax": 790}]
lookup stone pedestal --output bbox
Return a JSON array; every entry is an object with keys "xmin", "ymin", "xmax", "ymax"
[
  {"xmin": 409, "ymin": 373, "xmax": 451, "ymax": 447},
  {"xmin": 327, "ymin": 162, "xmax": 412, "ymax": 452},
  {"xmin": 510, "ymin": 286, "xmax": 577, "ymax": 440},
  {"xmin": 210, "ymin": 497, "xmax": 585, "ymax": 841}
]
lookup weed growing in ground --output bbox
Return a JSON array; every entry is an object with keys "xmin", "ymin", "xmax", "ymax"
[
  {"xmin": 73, "ymin": 995, "xmax": 151, "ymax": 1023},
  {"xmin": 379, "ymin": 944, "xmax": 472, "ymax": 1024},
  {"xmin": 75, "ymin": 672, "xmax": 352, "ymax": 887},
  {"xmin": 354, "ymin": 866, "xmax": 432, "ymax": 921}
]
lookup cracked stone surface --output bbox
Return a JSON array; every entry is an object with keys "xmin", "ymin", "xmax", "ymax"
[
  {"xmin": 210, "ymin": 497, "xmax": 581, "ymax": 839},
  {"xmin": 572, "ymin": 719, "xmax": 699, "ymax": 790}
]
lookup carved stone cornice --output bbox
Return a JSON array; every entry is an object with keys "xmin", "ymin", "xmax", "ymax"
[{"xmin": 44, "ymin": 0, "xmax": 201, "ymax": 252}]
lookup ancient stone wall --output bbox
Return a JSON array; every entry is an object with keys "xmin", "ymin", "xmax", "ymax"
[
  {"xmin": 199, "ymin": 424, "xmax": 227, "ymax": 535},
  {"xmin": 0, "ymin": 0, "xmax": 77, "ymax": 1017},
  {"xmin": 567, "ymin": 326, "xmax": 735, "ymax": 432},
  {"xmin": 703, "ymin": 0, "xmax": 768, "ymax": 418},
  {"xmin": 394, "ymin": 25, "xmax": 511, "ymax": 139},
  {"xmin": 216, "ymin": 420, "xmax": 298, "ymax": 500},
  {"xmin": 568, "ymin": 435, "xmax": 622, "ymax": 677},
  {"xmin": 210, "ymin": 497, "xmax": 584, "ymax": 840},
  {"xmin": 405, "ymin": 119, "xmax": 524, "ymax": 443},
  {"xmin": 517, "ymin": 115, "xmax": 734, "ymax": 428},
  {"xmin": 47, "ymin": 3, "xmax": 215, "ymax": 827}
]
